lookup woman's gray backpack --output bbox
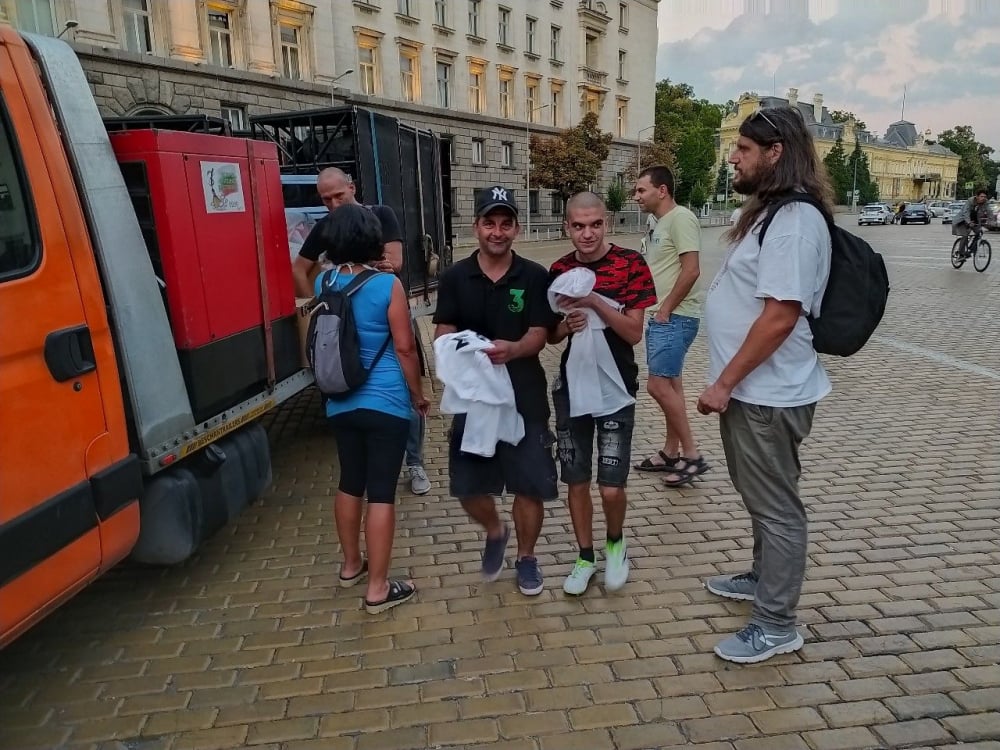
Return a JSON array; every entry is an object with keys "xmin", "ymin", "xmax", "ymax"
[{"xmin": 307, "ymin": 269, "xmax": 391, "ymax": 399}]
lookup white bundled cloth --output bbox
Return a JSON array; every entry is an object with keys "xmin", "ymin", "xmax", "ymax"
[
  {"xmin": 548, "ymin": 267, "xmax": 635, "ymax": 418},
  {"xmin": 433, "ymin": 330, "xmax": 524, "ymax": 457}
]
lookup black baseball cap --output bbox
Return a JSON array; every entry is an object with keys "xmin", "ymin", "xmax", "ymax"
[{"xmin": 475, "ymin": 185, "xmax": 519, "ymax": 218}]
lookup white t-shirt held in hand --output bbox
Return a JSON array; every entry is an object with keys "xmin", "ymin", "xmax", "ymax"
[{"xmin": 704, "ymin": 202, "xmax": 832, "ymax": 407}]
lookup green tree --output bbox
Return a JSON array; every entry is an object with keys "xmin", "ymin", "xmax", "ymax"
[
  {"xmin": 605, "ymin": 180, "xmax": 628, "ymax": 233},
  {"xmin": 623, "ymin": 138, "xmax": 676, "ymax": 184},
  {"xmin": 823, "ymin": 137, "xmax": 851, "ymax": 205},
  {"xmin": 530, "ymin": 112, "xmax": 613, "ymax": 231},
  {"xmin": 847, "ymin": 140, "xmax": 879, "ymax": 205},
  {"xmin": 689, "ymin": 180, "xmax": 708, "ymax": 211},
  {"xmin": 829, "ymin": 109, "xmax": 868, "ymax": 132},
  {"xmin": 653, "ymin": 79, "xmax": 723, "ymax": 204},
  {"xmin": 938, "ymin": 125, "xmax": 995, "ymax": 198}
]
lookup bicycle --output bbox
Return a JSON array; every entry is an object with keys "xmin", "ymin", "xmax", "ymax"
[{"xmin": 951, "ymin": 226, "xmax": 991, "ymax": 272}]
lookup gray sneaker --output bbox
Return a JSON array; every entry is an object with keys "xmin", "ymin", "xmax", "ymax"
[
  {"xmin": 714, "ymin": 623, "xmax": 804, "ymax": 664},
  {"xmin": 705, "ymin": 572, "xmax": 758, "ymax": 601},
  {"xmin": 408, "ymin": 464, "xmax": 431, "ymax": 495}
]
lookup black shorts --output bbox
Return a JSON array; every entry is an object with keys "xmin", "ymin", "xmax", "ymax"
[
  {"xmin": 553, "ymin": 385, "xmax": 635, "ymax": 488},
  {"xmin": 448, "ymin": 414, "xmax": 558, "ymax": 501},
  {"xmin": 329, "ymin": 408, "xmax": 409, "ymax": 504}
]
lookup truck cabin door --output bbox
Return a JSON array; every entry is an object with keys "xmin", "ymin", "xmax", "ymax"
[{"xmin": 0, "ymin": 51, "xmax": 109, "ymax": 642}]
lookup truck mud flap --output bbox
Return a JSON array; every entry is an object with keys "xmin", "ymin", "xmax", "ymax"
[{"xmin": 131, "ymin": 422, "xmax": 272, "ymax": 565}]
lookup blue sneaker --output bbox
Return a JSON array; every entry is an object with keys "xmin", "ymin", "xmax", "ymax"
[
  {"xmin": 481, "ymin": 525, "xmax": 509, "ymax": 581},
  {"xmin": 515, "ymin": 556, "xmax": 544, "ymax": 596},
  {"xmin": 714, "ymin": 623, "xmax": 804, "ymax": 664}
]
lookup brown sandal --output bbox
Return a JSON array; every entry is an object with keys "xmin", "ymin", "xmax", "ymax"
[{"xmin": 635, "ymin": 450, "xmax": 682, "ymax": 472}]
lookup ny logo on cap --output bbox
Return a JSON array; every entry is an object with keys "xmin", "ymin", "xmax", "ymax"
[{"xmin": 492, "ymin": 187, "xmax": 508, "ymax": 202}]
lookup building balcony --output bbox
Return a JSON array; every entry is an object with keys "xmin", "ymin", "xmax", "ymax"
[
  {"xmin": 578, "ymin": 0, "xmax": 612, "ymax": 26},
  {"xmin": 578, "ymin": 65, "xmax": 608, "ymax": 89}
]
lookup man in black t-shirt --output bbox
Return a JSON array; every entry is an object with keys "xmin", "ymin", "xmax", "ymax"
[
  {"xmin": 548, "ymin": 191, "xmax": 656, "ymax": 597},
  {"xmin": 433, "ymin": 186, "xmax": 559, "ymax": 597},
  {"xmin": 293, "ymin": 168, "xmax": 430, "ymax": 497}
]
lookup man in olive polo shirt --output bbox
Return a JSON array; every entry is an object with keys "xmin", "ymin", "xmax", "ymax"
[{"xmin": 433, "ymin": 186, "xmax": 559, "ymax": 596}]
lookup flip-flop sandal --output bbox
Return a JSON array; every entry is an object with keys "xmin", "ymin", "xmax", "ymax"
[
  {"xmin": 365, "ymin": 579, "xmax": 416, "ymax": 615},
  {"xmin": 339, "ymin": 559, "xmax": 368, "ymax": 588},
  {"xmin": 663, "ymin": 456, "xmax": 711, "ymax": 488},
  {"xmin": 635, "ymin": 450, "xmax": 682, "ymax": 472}
]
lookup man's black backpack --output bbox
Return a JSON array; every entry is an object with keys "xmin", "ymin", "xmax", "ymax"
[
  {"xmin": 759, "ymin": 193, "xmax": 890, "ymax": 357},
  {"xmin": 307, "ymin": 268, "xmax": 391, "ymax": 398}
]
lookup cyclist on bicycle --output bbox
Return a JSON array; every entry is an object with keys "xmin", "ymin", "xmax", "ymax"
[{"xmin": 953, "ymin": 188, "xmax": 989, "ymax": 254}]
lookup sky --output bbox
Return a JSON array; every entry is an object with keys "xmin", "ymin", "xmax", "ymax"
[{"xmin": 656, "ymin": 0, "xmax": 1000, "ymax": 152}]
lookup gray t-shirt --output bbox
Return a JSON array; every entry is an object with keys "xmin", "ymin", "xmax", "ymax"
[{"xmin": 704, "ymin": 202, "xmax": 832, "ymax": 407}]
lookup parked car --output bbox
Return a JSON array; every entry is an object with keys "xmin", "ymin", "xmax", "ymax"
[
  {"xmin": 899, "ymin": 203, "xmax": 931, "ymax": 225},
  {"xmin": 943, "ymin": 201, "xmax": 965, "ymax": 224},
  {"xmin": 987, "ymin": 200, "xmax": 1000, "ymax": 231},
  {"xmin": 858, "ymin": 203, "xmax": 893, "ymax": 225},
  {"xmin": 927, "ymin": 200, "xmax": 949, "ymax": 218}
]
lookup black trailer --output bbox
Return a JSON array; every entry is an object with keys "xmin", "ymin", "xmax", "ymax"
[{"xmin": 249, "ymin": 106, "xmax": 453, "ymax": 296}]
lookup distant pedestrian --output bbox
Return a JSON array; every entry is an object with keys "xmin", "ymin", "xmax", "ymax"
[{"xmin": 698, "ymin": 106, "xmax": 833, "ymax": 663}]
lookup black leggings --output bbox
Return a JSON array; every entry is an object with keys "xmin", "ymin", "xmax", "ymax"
[{"xmin": 329, "ymin": 409, "xmax": 409, "ymax": 504}]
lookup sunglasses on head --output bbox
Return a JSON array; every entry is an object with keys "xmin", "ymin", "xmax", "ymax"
[{"xmin": 750, "ymin": 108, "xmax": 782, "ymax": 139}]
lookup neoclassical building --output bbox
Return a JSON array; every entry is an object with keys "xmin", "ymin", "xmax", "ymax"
[
  {"xmin": 1, "ymin": 0, "xmax": 659, "ymax": 232},
  {"xmin": 718, "ymin": 90, "xmax": 960, "ymax": 203}
]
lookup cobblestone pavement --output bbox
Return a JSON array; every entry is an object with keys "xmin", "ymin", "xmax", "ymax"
[{"xmin": 2, "ymin": 221, "xmax": 998, "ymax": 750}]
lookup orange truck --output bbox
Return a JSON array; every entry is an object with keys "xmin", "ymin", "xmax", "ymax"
[{"xmin": 0, "ymin": 28, "xmax": 314, "ymax": 647}]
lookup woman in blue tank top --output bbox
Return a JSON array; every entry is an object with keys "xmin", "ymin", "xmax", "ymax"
[{"xmin": 311, "ymin": 204, "xmax": 428, "ymax": 614}]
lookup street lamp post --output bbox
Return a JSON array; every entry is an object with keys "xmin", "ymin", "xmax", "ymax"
[
  {"xmin": 636, "ymin": 125, "xmax": 656, "ymax": 173},
  {"xmin": 526, "ymin": 103, "xmax": 550, "ymax": 238},
  {"xmin": 851, "ymin": 153, "xmax": 859, "ymax": 212},
  {"xmin": 330, "ymin": 69, "xmax": 355, "ymax": 104}
]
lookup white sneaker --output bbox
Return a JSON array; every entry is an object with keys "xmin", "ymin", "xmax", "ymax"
[
  {"xmin": 408, "ymin": 465, "xmax": 431, "ymax": 495},
  {"xmin": 604, "ymin": 537, "xmax": 629, "ymax": 591},
  {"xmin": 563, "ymin": 558, "xmax": 597, "ymax": 596}
]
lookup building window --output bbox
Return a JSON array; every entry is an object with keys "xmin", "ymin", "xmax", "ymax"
[
  {"xmin": 526, "ymin": 16, "xmax": 536, "ymax": 54},
  {"xmin": 529, "ymin": 189, "xmax": 539, "ymax": 215},
  {"xmin": 468, "ymin": 0, "xmax": 480, "ymax": 37},
  {"xmin": 585, "ymin": 91, "xmax": 599, "ymax": 115},
  {"xmin": 469, "ymin": 63, "xmax": 484, "ymax": 113},
  {"xmin": 399, "ymin": 46, "xmax": 420, "ymax": 102},
  {"xmin": 499, "ymin": 74, "xmax": 513, "ymax": 119},
  {"xmin": 436, "ymin": 59, "xmax": 452, "ymax": 107},
  {"xmin": 207, "ymin": 10, "xmax": 234, "ymax": 66},
  {"xmin": 619, "ymin": 1, "xmax": 628, "ymax": 29},
  {"xmin": 123, "ymin": 0, "xmax": 153, "ymax": 53},
  {"xmin": 501, "ymin": 141, "xmax": 512, "ymax": 167},
  {"xmin": 618, "ymin": 49, "xmax": 626, "ymax": 80},
  {"xmin": 221, "ymin": 103, "xmax": 248, "ymax": 132},
  {"xmin": 358, "ymin": 37, "xmax": 381, "ymax": 95},
  {"xmin": 498, "ymin": 7, "xmax": 510, "ymax": 46},
  {"xmin": 616, "ymin": 101, "xmax": 627, "ymax": 137},
  {"xmin": 585, "ymin": 32, "xmax": 598, "ymax": 68},
  {"xmin": 551, "ymin": 192, "xmax": 563, "ymax": 214},
  {"xmin": 279, "ymin": 24, "xmax": 302, "ymax": 80},
  {"xmin": 472, "ymin": 138, "xmax": 484, "ymax": 165},
  {"xmin": 434, "ymin": 0, "xmax": 448, "ymax": 26},
  {"xmin": 12, "ymin": 0, "xmax": 54, "ymax": 35},
  {"xmin": 397, "ymin": 0, "xmax": 414, "ymax": 16},
  {"xmin": 526, "ymin": 78, "xmax": 540, "ymax": 120},
  {"xmin": 550, "ymin": 25, "xmax": 561, "ymax": 61},
  {"xmin": 550, "ymin": 83, "xmax": 562, "ymax": 126},
  {"xmin": 450, "ymin": 186, "xmax": 459, "ymax": 215}
]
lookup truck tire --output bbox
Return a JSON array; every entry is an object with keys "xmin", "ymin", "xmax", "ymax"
[{"xmin": 131, "ymin": 423, "xmax": 272, "ymax": 565}]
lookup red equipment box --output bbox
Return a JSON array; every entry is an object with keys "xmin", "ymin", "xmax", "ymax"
[{"xmin": 109, "ymin": 129, "xmax": 300, "ymax": 421}]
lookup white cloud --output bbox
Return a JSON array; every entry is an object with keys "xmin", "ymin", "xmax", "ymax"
[{"xmin": 655, "ymin": 1, "xmax": 1000, "ymax": 149}]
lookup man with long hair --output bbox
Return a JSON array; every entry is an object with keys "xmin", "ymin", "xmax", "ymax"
[{"xmin": 697, "ymin": 107, "xmax": 833, "ymax": 663}]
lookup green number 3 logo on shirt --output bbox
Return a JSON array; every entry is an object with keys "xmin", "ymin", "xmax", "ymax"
[{"xmin": 508, "ymin": 288, "xmax": 525, "ymax": 313}]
